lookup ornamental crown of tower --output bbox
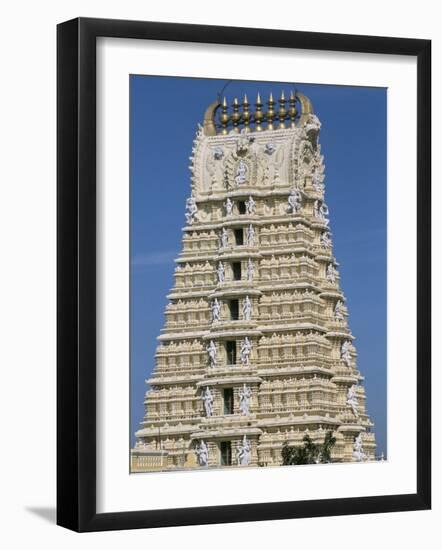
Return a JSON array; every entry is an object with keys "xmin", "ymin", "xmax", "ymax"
[{"xmin": 203, "ymin": 90, "xmax": 313, "ymax": 135}]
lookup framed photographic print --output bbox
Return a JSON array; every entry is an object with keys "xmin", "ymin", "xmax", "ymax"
[{"xmin": 57, "ymin": 17, "xmax": 431, "ymax": 532}]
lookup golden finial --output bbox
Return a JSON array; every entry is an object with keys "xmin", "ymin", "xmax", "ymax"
[
  {"xmin": 266, "ymin": 92, "xmax": 275, "ymax": 130},
  {"xmin": 242, "ymin": 94, "xmax": 250, "ymax": 132},
  {"xmin": 278, "ymin": 90, "xmax": 287, "ymax": 129},
  {"xmin": 289, "ymin": 90, "xmax": 298, "ymax": 128},
  {"xmin": 232, "ymin": 97, "xmax": 240, "ymax": 132},
  {"xmin": 254, "ymin": 92, "xmax": 263, "ymax": 131},
  {"xmin": 220, "ymin": 96, "xmax": 229, "ymax": 135}
]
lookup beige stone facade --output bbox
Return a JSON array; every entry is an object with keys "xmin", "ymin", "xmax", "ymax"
[{"xmin": 131, "ymin": 91, "xmax": 376, "ymax": 472}]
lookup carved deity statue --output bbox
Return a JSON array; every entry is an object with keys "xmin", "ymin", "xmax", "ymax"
[
  {"xmin": 352, "ymin": 433, "xmax": 366, "ymax": 462},
  {"xmin": 312, "ymin": 167, "xmax": 324, "ymax": 192},
  {"xmin": 326, "ymin": 263, "xmax": 337, "ymax": 283},
  {"xmin": 314, "ymin": 200, "xmax": 329, "ymax": 225},
  {"xmin": 206, "ymin": 340, "xmax": 217, "ymax": 367},
  {"xmin": 245, "ymin": 195, "xmax": 256, "ymax": 215},
  {"xmin": 216, "ymin": 261, "xmax": 225, "ymax": 283},
  {"xmin": 235, "ymin": 159, "xmax": 248, "ymax": 185},
  {"xmin": 195, "ymin": 440, "xmax": 209, "ymax": 467},
  {"xmin": 185, "ymin": 197, "xmax": 198, "ymax": 224},
  {"xmin": 334, "ymin": 300, "xmax": 345, "ymax": 321},
  {"xmin": 287, "ymin": 189, "xmax": 302, "ymax": 214},
  {"xmin": 304, "ymin": 113, "xmax": 322, "ymax": 135},
  {"xmin": 264, "ymin": 142, "xmax": 276, "ymax": 155},
  {"xmin": 346, "ymin": 385, "xmax": 358, "ymax": 416},
  {"xmin": 246, "ymin": 224, "xmax": 256, "ymax": 246},
  {"xmin": 213, "ymin": 146, "xmax": 224, "ymax": 160},
  {"xmin": 236, "ymin": 435, "xmax": 251, "ymax": 465},
  {"xmin": 202, "ymin": 386, "xmax": 214, "ymax": 417},
  {"xmin": 242, "ymin": 295, "xmax": 252, "ymax": 321},
  {"xmin": 246, "ymin": 258, "xmax": 255, "ymax": 281},
  {"xmin": 240, "ymin": 337, "xmax": 252, "ymax": 366},
  {"xmin": 341, "ymin": 340, "xmax": 352, "ymax": 367},
  {"xmin": 224, "ymin": 197, "xmax": 234, "ymax": 216},
  {"xmin": 211, "ymin": 298, "xmax": 221, "ymax": 322},
  {"xmin": 239, "ymin": 384, "xmax": 252, "ymax": 415},
  {"xmin": 320, "ymin": 230, "xmax": 331, "ymax": 248},
  {"xmin": 220, "ymin": 227, "xmax": 229, "ymax": 248}
]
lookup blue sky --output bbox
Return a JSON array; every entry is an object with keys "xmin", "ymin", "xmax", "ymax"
[{"xmin": 130, "ymin": 76, "xmax": 387, "ymax": 458}]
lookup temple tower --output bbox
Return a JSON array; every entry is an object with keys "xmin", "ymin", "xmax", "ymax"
[{"xmin": 131, "ymin": 90, "xmax": 376, "ymax": 472}]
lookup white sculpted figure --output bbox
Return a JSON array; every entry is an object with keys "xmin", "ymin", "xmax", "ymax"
[
  {"xmin": 220, "ymin": 227, "xmax": 229, "ymax": 248},
  {"xmin": 239, "ymin": 384, "xmax": 252, "ymax": 415},
  {"xmin": 352, "ymin": 433, "xmax": 366, "ymax": 462},
  {"xmin": 304, "ymin": 113, "xmax": 322, "ymax": 134},
  {"xmin": 235, "ymin": 159, "xmax": 248, "ymax": 185},
  {"xmin": 206, "ymin": 340, "xmax": 217, "ymax": 367},
  {"xmin": 245, "ymin": 195, "xmax": 256, "ymax": 215},
  {"xmin": 240, "ymin": 337, "xmax": 252, "ymax": 366},
  {"xmin": 341, "ymin": 340, "xmax": 352, "ymax": 367},
  {"xmin": 320, "ymin": 231, "xmax": 331, "ymax": 248},
  {"xmin": 236, "ymin": 435, "xmax": 251, "ymax": 465},
  {"xmin": 326, "ymin": 263, "xmax": 337, "ymax": 283},
  {"xmin": 346, "ymin": 385, "xmax": 358, "ymax": 416},
  {"xmin": 211, "ymin": 298, "xmax": 221, "ymax": 322},
  {"xmin": 224, "ymin": 197, "xmax": 234, "ymax": 216},
  {"xmin": 246, "ymin": 258, "xmax": 255, "ymax": 281},
  {"xmin": 287, "ymin": 189, "xmax": 302, "ymax": 214},
  {"xmin": 195, "ymin": 440, "xmax": 209, "ymax": 467},
  {"xmin": 216, "ymin": 261, "xmax": 225, "ymax": 283},
  {"xmin": 312, "ymin": 167, "xmax": 324, "ymax": 192},
  {"xmin": 265, "ymin": 142, "xmax": 276, "ymax": 155},
  {"xmin": 201, "ymin": 386, "xmax": 214, "ymax": 417},
  {"xmin": 213, "ymin": 146, "xmax": 224, "ymax": 160},
  {"xmin": 185, "ymin": 197, "xmax": 198, "ymax": 224},
  {"xmin": 246, "ymin": 224, "xmax": 256, "ymax": 246},
  {"xmin": 314, "ymin": 200, "xmax": 329, "ymax": 225},
  {"xmin": 334, "ymin": 300, "xmax": 345, "ymax": 321},
  {"xmin": 242, "ymin": 295, "xmax": 252, "ymax": 321}
]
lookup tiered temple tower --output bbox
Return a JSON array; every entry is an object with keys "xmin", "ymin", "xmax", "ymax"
[{"xmin": 131, "ymin": 90, "xmax": 376, "ymax": 472}]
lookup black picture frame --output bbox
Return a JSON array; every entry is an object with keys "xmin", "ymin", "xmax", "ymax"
[{"xmin": 57, "ymin": 17, "xmax": 431, "ymax": 532}]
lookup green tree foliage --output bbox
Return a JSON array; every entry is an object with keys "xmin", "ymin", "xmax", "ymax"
[{"xmin": 281, "ymin": 431, "xmax": 337, "ymax": 465}]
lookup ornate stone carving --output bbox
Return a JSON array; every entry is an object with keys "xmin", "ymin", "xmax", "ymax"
[
  {"xmin": 245, "ymin": 195, "xmax": 256, "ymax": 214},
  {"xmin": 326, "ymin": 263, "xmax": 338, "ymax": 283},
  {"xmin": 224, "ymin": 197, "xmax": 234, "ymax": 216},
  {"xmin": 265, "ymin": 142, "xmax": 276, "ymax": 155},
  {"xmin": 202, "ymin": 386, "xmax": 214, "ymax": 417},
  {"xmin": 346, "ymin": 385, "xmax": 358, "ymax": 416},
  {"xmin": 320, "ymin": 230, "xmax": 332, "ymax": 248},
  {"xmin": 235, "ymin": 159, "xmax": 248, "ymax": 185},
  {"xmin": 341, "ymin": 340, "xmax": 352, "ymax": 367},
  {"xmin": 287, "ymin": 189, "xmax": 302, "ymax": 214},
  {"xmin": 213, "ymin": 146, "xmax": 224, "ymax": 160},
  {"xmin": 334, "ymin": 300, "xmax": 345, "ymax": 321},
  {"xmin": 220, "ymin": 227, "xmax": 229, "ymax": 249},
  {"xmin": 239, "ymin": 384, "xmax": 252, "ymax": 415},
  {"xmin": 240, "ymin": 337, "xmax": 252, "ymax": 365},
  {"xmin": 242, "ymin": 295, "xmax": 252, "ymax": 321},
  {"xmin": 314, "ymin": 200, "xmax": 329, "ymax": 225},
  {"xmin": 352, "ymin": 433, "xmax": 366, "ymax": 462},
  {"xmin": 246, "ymin": 258, "xmax": 255, "ymax": 281},
  {"xmin": 246, "ymin": 224, "xmax": 256, "ymax": 246},
  {"xmin": 236, "ymin": 435, "xmax": 251, "ymax": 465},
  {"xmin": 216, "ymin": 261, "xmax": 225, "ymax": 283},
  {"xmin": 206, "ymin": 340, "xmax": 217, "ymax": 367},
  {"xmin": 211, "ymin": 298, "xmax": 221, "ymax": 322},
  {"xmin": 195, "ymin": 440, "xmax": 209, "ymax": 466},
  {"xmin": 185, "ymin": 197, "xmax": 198, "ymax": 224}
]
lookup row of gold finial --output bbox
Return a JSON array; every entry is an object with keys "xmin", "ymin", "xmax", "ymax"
[{"xmin": 203, "ymin": 90, "xmax": 312, "ymax": 136}]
